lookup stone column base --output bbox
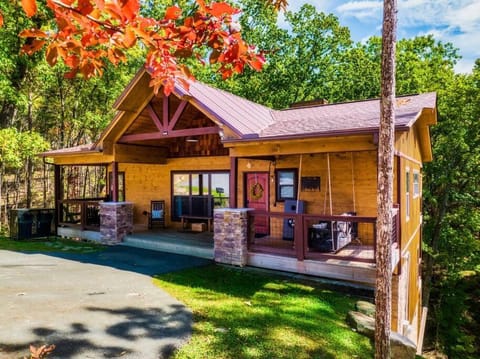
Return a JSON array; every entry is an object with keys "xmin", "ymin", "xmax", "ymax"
[
  {"xmin": 214, "ymin": 208, "xmax": 251, "ymax": 266},
  {"xmin": 100, "ymin": 202, "xmax": 133, "ymax": 245}
]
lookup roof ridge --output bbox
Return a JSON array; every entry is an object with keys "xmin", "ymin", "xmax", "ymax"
[
  {"xmin": 177, "ymin": 79, "xmax": 273, "ymax": 111},
  {"xmin": 277, "ymin": 92, "xmax": 433, "ymax": 112}
]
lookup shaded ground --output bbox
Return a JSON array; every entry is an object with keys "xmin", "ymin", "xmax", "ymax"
[{"xmin": 0, "ymin": 247, "xmax": 211, "ymax": 359}]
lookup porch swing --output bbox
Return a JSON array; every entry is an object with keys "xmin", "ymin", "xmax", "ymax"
[{"xmin": 309, "ymin": 153, "xmax": 358, "ymax": 253}]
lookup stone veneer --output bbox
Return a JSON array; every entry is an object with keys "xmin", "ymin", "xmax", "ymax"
[
  {"xmin": 100, "ymin": 202, "xmax": 133, "ymax": 244},
  {"xmin": 214, "ymin": 208, "xmax": 252, "ymax": 266}
]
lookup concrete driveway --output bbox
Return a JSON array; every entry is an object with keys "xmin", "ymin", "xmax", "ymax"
[{"xmin": 0, "ymin": 246, "xmax": 211, "ymax": 359}]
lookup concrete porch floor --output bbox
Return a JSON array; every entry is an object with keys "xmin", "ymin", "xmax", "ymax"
[{"xmin": 122, "ymin": 229, "xmax": 214, "ymax": 259}]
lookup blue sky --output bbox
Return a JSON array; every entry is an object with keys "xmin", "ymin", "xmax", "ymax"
[{"xmin": 284, "ymin": 0, "xmax": 480, "ymax": 73}]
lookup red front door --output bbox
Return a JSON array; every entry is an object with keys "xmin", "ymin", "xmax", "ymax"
[{"xmin": 245, "ymin": 172, "xmax": 269, "ymax": 235}]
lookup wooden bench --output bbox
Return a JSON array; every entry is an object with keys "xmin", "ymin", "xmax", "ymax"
[{"xmin": 180, "ymin": 215, "xmax": 213, "ymax": 232}]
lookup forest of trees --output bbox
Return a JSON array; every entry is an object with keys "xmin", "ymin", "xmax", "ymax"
[{"xmin": 0, "ymin": 0, "xmax": 478, "ymax": 356}]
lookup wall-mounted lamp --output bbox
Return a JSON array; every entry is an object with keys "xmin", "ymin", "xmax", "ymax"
[{"xmin": 186, "ymin": 137, "xmax": 199, "ymax": 143}]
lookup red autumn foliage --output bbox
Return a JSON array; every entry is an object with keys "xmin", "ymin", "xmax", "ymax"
[{"xmin": 5, "ymin": 0, "xmax": 265, "ymax": 95}]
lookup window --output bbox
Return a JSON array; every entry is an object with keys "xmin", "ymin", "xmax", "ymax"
[
  {"xmin": 276, "ymin": 169, "xmax": 297, "ymax": 202},
  {"xmin": 405, "ymin": 169, "xmax": 410, "ymax": 220},
  {"xmin": 172, "ymin": 172, "xmax": 229, "ymax": 221},
  {"xmin": 108, "ymin": 171, "xmax": 125, "ymax": 201},
  {"xmin": 413, "ymin": 171, "xmax": 420, "ymax": 198}
]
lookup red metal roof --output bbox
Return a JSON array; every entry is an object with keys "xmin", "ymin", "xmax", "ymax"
[
  {"xmin": 175, "ymin": 81, "xmax": 275, "ymax": 136},
  {"xmin": 261, "ymin": 92, "xmax": 437, "ymax": 138},
  {"xmin": 40, "ymin": 143, "xmax": 97, "ymax": 157},
  {"xmin": 175, "ymin": 78, "xmax": 436, "ymax": 139}
]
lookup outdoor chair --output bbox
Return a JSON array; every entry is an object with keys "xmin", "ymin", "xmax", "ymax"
[{"xmin": 147, "ymin": 200, "xmax": 165, "ymax": 229}]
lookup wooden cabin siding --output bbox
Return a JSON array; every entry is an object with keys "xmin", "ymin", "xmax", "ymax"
[
  {"xmin": 52, "ymin": 153, "xmax": 113, "ymax": 165},
  {"xmin": 116, "ymin": 156, "xmax": 230, "ymax": 228},
  {"xmin": 236, "ymin": 151, "xmax": 378, "ymax": 244},
  {"xmin": 395, "ymin": 128, "xmax": 424, "ymax": 334},
  {"xmin": 227, "ymin": 134, "xmax": 377, "ymax": 157}
]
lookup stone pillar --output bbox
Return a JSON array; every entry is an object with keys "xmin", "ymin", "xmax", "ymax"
[
  {"xmin": 100, "ymin": 202, "xmax": 133, "ymax": 245},
  {"xmin": 214, "ymin": 208, "xmax": 252, "ymax": 266}
]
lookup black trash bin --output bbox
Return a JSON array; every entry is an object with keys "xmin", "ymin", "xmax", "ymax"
[
  {"xmin": 18, "ymin": 212, "xmax": 34, "ymax": 239},
  {"xmin": 37, "ymin": 212, "xmax": 53, "ymax": 237}
]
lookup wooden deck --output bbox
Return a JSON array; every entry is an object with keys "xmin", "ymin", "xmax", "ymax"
[
  {"xmin": 247, "ymin": 252, "xmax": 376, "ymax": 286},
  {"xmin": 249, "ymin": 236, "xmax": 375, "ymax": 262}
]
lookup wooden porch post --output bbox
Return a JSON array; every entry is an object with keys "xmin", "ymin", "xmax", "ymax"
[
  {"xmin": 54, "ymin": 165, "xmax": 62, "ymax": 234},
  {"xmin": 229, "ymin": 157, "xmax": 238, "ymax": 208},
  {"xmin": 112, "ymin": 161, "xmax": 119, "ymax": 202},
  {"xmin": 294, "ymin": 214, "xmax": 305, "ymax": 261}
]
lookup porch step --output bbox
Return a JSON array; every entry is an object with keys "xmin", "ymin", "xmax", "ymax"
[{"xmin": 121, "ymin": 235, "xmax": 214, "ymax": 260}]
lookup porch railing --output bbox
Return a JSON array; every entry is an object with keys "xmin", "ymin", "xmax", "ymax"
[
  {"xmin": 58, "ymin": 199, "xmax": 103, "ymax": 231},
  {"xmin": 248, "ymin": 206, "xmax": 400, "ymax": 264}
]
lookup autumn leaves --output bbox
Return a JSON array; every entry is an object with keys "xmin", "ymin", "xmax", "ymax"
[{"xmin": 4, "ymin": 0, "xmax": 265, "ymax": 94}]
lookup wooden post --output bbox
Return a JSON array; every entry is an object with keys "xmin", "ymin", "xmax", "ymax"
[
  {"xmin": 229, "ymin": 157, "xmax": 238, "ymax": 208},
  {"xmin": 294, "ymin": 214, "xmax": 304, "ymax": 261},
  {"xmin": 112, "ymin": 161, "xmax": 119, "ymax": 202},
  {"xmin": 375, "ymin": 0, "xmax": 397, "ymax": 357},
  {"xmin": 54, "ymin": 165, "xmax": 62, "ymax": 234}
]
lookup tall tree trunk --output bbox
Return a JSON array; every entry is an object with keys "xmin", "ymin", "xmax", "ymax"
[{"xmin": 375, "ymin": 0, "xmax": 397, "ymax": 358}]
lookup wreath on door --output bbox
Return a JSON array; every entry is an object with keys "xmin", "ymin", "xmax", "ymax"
[{"xmin": 250, "ymin": 182, "xmax": 264, "ymax": 200}]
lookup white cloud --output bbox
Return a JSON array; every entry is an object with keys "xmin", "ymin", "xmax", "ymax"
[{"xmin": 336, "ymin": 1, "xmax": 382, "ymax": 20}]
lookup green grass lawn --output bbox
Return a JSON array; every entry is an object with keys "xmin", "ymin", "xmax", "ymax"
[
  {"xmin": 0, "ymin": 236, "xmax": 105, "ymax": 253},
  {"xmin": 154, "ymin": 265, "xmax": 374, "ymax": 359}
]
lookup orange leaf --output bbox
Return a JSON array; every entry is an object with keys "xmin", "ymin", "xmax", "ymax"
[
  {"xmin": 249, "ymin": 56, "xmax": 264, "ymax": 71},
  {"xmin": 105, "ymin": 2, "xmax": 123, "ymax": 21},
  {"xmin": 19, "ymin": 28, "xmax": 48, "ymax": 38},
  {"xmin": 21, "ymin": 0, "xmax": 37, "ymax": 17},
  {"xmin": 234, "ymin": 62, "xmax": 244, "ymax": 73},
  {"xmin": 123, "ymin": 26, "xmax": 136, "ymax": 47},
  {"xmin": 94, "ymin": 0, "xmax": 105, "ymax": 10},
  {"xmin": 21, "ymin": 39, "xmax": 45, "ymax": 55},
  {"xmin": 165, "ymin": 6, "xmax": 181, "ymax": 20},
  {"xmin": 221, "ymin": 68, "xmax": 233, "ymax": 79},
  {"xmin": 46, "ymin": 45, "xmax": 58, "ymax": 66},
  {"xmin": 120, "ymin": 0, "xmax": 139, "ymax": 21},
  {"xmin": 64, "ymin": 55, "xmax": 80, "ymax": 68},
  {"xmin": 77, "ymin": 0, "xmax": 94, "ymax": 15},
  {"xmin": 0, "ymin": 11, "xmax": 4, "ymax": 27},
  {"xmin": 196, "ymin": 0, "xmax": 207, "ymax": 12},
  {"xmin": 209, "ymin": 2, "xmax": 238, "ymax": 17},
  {"xmin": 64, "ymin": 68, "xmax": 78, "ymax": 78}
]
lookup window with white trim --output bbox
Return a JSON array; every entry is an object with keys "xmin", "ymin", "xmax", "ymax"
[
  {"xmin": 413, "ymin": 171, "xmax": 420, "ymax": 198},
  {"xmin": 405, "ymin": 168, "xmax": 410, "ymax": 220}
]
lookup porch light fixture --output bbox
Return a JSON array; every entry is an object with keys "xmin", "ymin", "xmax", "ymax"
[
  {"xmin": 186, "ymin": 137, "xmax": 199, "ymax": 143},
  {"xmin": 162, "ymin": 130, "xmax": 168, "ymax": 136},
  {"xmin": 218, "ymin": 126, "xmax": 225, "ymax": 140}
]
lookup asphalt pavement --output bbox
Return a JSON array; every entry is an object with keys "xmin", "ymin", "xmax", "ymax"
[{"xmin": 0, "ymin": 246, "xmax": 211, "ymax": 359}]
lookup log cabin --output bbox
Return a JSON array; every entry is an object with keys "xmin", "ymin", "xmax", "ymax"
[{"xmin": 40, "ymin": 68, "xmax": 437, "ymax": 347}]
